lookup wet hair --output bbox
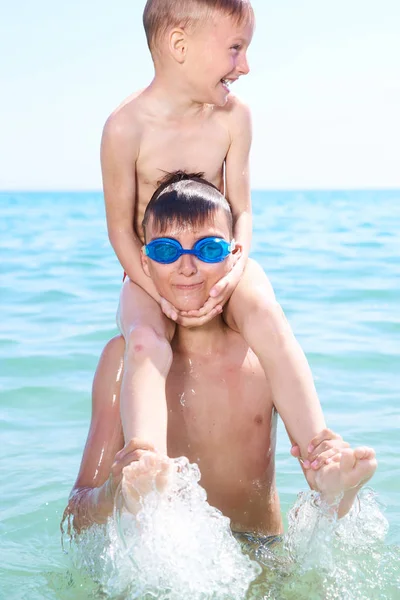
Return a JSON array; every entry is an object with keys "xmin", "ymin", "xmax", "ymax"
[
  {"xmin": 143, "ymin": 0, "xmax": 254, "ymax": 54},
  {"xmin": 142, "ymin": 171, "xmax": 233, "ymax": 240}
]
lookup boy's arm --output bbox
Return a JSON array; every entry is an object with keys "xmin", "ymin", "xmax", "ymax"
[
  {"xmin": 165, "ymin": 99, "xmax": 253, "ymax": 326},
  {"xmin": 101, "ymin": 113, "xmax": 160, "ymax": 302},
  {"xmin": 224, "ymin": 98, "xmax": 253, "ymax": 261},
  {"xmin": 176, "ymin": 98, "xmax": 253, "ymax": 327},
  {"xmin": 210, "ymin": 98, "xmax": 252, "ymax": 300},
  {"xmin": 289, "ymin": 429, "xmax": 376, "ymax": 517},
  {"xmin": 63, "ymin": 336, "xmax": 154, "ymax": 531},
  {"xmin": 63, "ymin": 337, "xmax": 125, "ymax": 531}
]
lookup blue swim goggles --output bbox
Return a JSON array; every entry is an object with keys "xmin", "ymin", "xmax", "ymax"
[{"xmin": 144, "ymin": 236, "xmax": 235, "ymax": 264}]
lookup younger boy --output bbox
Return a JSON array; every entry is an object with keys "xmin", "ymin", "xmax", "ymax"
[{"xmin": 101, "ymin": 0, "xmax": 324, "ymax": 472}]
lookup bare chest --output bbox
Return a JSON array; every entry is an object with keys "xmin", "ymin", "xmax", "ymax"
[
  {"xmin": 135, "ymin": 116, "xmax": 230, "ymax": 232},
  {"xmin": 166, "ymin": 350, "xmax": 274, "ymax": 459}
]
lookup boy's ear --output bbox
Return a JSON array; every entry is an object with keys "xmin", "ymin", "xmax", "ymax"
[
  {"xmin": 169, "ymin": 28, "xmax": 188, "ymax": 63},
  {"xmin": 141, "ymin": 246, "xmax": 151, "ymax": 277},
  {"xmin": 231, "ymin": 242, "xmax": 242, "ymax": 264}
]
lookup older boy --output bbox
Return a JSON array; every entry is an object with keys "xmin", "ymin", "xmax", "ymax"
[
  {"xmin": 102, "ymin": 0, "xmax": 324, "ymax": 473},
  {"xmin": 66, "ymin": 174, "xmax": 376, "ymax": 533}
]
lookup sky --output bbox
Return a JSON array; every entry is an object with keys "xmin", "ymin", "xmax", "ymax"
[{"xmin": 1, "ymin": 0, "xmax": 399, "ymax": 190}]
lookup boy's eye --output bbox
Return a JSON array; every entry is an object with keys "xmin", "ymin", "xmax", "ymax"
[{"xmin": 231, "ymin": 44, "xmax": 242, "ymax": 51}]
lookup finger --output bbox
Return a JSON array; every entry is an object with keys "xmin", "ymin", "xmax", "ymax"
[
  {"xmin": 116, "ymin": 448, "xmax": 153, "ymax": 470},
  {"xmin": 116, "ymin": 438, "xmax": 155, "ymax": 460},
  {"xmin": 307, "ymin": 428, "xmax": 342, "ymax": 453},
  {"xmin": 327, "ymin": 453, "xmax": 342, "ymax": 464},
  {"xmin": 175, "ymin": 306, "xmax": 223, "ymax": 327},
  {"xmin": 161, "ymin": 306, "xmax": 178, "ymax": 321},
  {"xmin": 160, "ymin": 298, "xmax": 178, "ymax": 321},
  {"xmin": 185, "ymin": 297, "xmax": 222, "ymax": 317},
  {"xmin": 179, "ymin": 304, "xmax": 217, "ymax": 318},
  {"xmin": 161, "ymin": 307, "xmax": 178, "ymax": 320},
  {"xmin": 290, "ymin": 444, "xmax": 301, "ymax": 458},
  {"xmin": 209, "ymin": 279, "xmax": 229, "ymax": 298},
  {"xmin": 309, "ymin": 448, "xmax": 343, "ymax": 469},
  {"xmin": 160, "ymin": 297, "xmax": 179, "ymax": 313},
  {"xmin": 353, "ymin": 446, "xmax": 376, "ymax": 461},
  {"xmin": 340, "ymin": 448, "xmax": 357, "ymax": 471},
  {"xmin": 308, "ymin": 439, "xmax": 350, "ymax": 463}
]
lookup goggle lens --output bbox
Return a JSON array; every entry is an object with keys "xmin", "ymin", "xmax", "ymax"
[
  {"xmin": 152, "ymin": 241, "xmax": 180, "ymax": 263},
  {"xmin": 145, "ymin": 237, "xmax": 233, "ymax": 264},
  {"xmin": 197, "ymin": 239, "xmax": 226, "ymax": 262}
]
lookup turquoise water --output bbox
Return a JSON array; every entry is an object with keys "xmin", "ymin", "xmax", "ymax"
[{"xmin": 1, "ymin": 190, "xmax": 399, "ymax": 598}]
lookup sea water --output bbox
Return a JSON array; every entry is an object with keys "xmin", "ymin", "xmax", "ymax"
[{"xmin": 1, "ymin": 190, "xmax": 399, "ymax": 599}]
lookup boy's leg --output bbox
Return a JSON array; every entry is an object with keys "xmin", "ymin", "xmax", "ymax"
[
  {"xmin": 118, "ymin": 278, "xmax": 175, "ymax": 455},
  {"xmin": 224, "ymin": 259, "xmax": 326, "ymax": 459}
]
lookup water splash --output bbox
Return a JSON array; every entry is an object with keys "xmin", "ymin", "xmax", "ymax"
[
  {"xmin": 68, "ymin": 457, "xmax": 260, "ymax": 599},
  {"xmin": 285, "ymin": 488, "xmax": 388, "ymax": 566},
  {"xmin": 64, "ymin": 473, "xmax": 399, "ymax": 600},
  {"xmin": 245, "ymin": 488, "xmax": 398, "ymax": 600}
]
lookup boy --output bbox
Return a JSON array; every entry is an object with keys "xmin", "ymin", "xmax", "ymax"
[
  {"xmin": 66, "ymin": 173, "xmax": 376, "ymax": 532},
  {"xmin": 65, "ymin": 175, "xmax": 376, "ymax": 536},
  {"xmin": 101, "ymin": 0, "xmax": 324, "ymax": 472}
]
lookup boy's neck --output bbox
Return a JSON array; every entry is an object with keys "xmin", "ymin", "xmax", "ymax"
[
  {"xmin": 172, "ymin": 316, "xmax": 228, "ymax": 357},
  {"xmin": 145, "ymin": 74, "xmax": 208, "ymax": 119}
]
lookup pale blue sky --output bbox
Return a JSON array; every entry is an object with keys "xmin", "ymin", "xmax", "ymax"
[{"xmin": 1, "ymin": 0, "xmax": 399, "ymax": 190}]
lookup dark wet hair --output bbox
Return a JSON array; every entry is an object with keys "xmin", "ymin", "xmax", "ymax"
[{"xmin": 142, "ymin": 171, "xmax": 233, "ymax": 240}]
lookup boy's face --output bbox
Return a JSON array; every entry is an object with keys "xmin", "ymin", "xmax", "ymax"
[
  {"xmin": 141, "ymin": 208, "xmax": 240, "ymax": 312},
  {"xmin": 184, "ymin": 12, "xmax": 254, "ymax": 106}
]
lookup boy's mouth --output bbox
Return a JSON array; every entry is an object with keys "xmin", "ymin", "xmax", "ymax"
[
  {"xmin": 221, "ymin": 78, "xmax": 233, "ymax": 87},
  {"xmin": 220, "ymin": 77, "xmax": 238, "ymax": 92}
]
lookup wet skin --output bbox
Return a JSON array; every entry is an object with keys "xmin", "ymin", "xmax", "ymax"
[
  {"xmin": 91, "ymin": 328, "xmax": 283, "ymax": 536},
  {"xmin": 69, "ymin": 214, "xmax": 283, "ymax": 535},
  {"xmin": 167, "ymin": 325, "xmax": 282, "ymax": 534},
  {"xmin": 68, "ymin": 213, "xmax": 376, "ymax": 533},
  {"xmin": 139, "ymin": 214, "xmax": 282, "ymax": 532}
]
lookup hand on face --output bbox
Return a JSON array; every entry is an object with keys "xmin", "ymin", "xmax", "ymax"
[
  {"xmin": 170, "ymin": 251, "xmax": 245, "ymax": 327},
  {"xmin": 142, "ymin": 209, "xmax": 241, "ymax": 325}
]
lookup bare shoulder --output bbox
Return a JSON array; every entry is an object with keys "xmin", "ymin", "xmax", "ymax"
[
  {"xmin": 215, "ymin": 95, "xmax": 252, "ymax": 140},
  {"xmin": 102, "ymin": 90, "xmax": 146, "ymax": 150},
  {"xmin": 99, "ymin": 335, "xmax": 125, "ymax": 363},
  {"xmin": 92, "ymin": 337, "xmax": 125, "ymax": 406}
]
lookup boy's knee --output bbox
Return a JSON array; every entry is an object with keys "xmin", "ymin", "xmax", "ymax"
[
  {"xmin": 248, "ymin": 294, "xmax": 284, "ymax": 322},
  {"xmin": 243, "ymin": 296, "xmax": 290, "ymax": 340},
  {"xmin": 126, "ymin": 325, "xmax": 172, "ymax": 363}
]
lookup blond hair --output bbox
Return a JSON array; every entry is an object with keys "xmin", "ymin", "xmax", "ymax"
[{"xmin": 143, "ymin": 0, "xmax": 253, "ymax": 53}]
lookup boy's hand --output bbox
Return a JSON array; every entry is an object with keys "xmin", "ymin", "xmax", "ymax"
[
  {"xmin": 159, "ymin": 296, "xmax": 223, "ymax": 326},
  {"xmin": 159, "ymin": 297, "xmax": 180, "ymax": 322},
  {"xmin": 160, "ymin": 260, "xmax": 244, "ymax": 328},
  {"xmin": 108, "ymin": 438, "xmax": 156, "ymax": 495},
  {"xmin": 208, "ymin": 258, "xmax": 243, "ymax": 302},
  {"xmin": 291, "ymin": 428, "xmax": 350, "ymax": 470},
  {"xmin": 315, "ymin": 446, "xmax": 377, "ymax": 502}
]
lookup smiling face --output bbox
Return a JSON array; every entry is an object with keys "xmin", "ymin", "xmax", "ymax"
[
  {"xmin": 141, "ymin": 208, "xmax": 241, "ymax": 312},
  {"xmin": 182, "ymin": 11, "xmax": 254, "ymax": 106}
]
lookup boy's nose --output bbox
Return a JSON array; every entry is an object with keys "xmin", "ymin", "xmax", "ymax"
[
  {"xmin": 238, "ymin": 54, "xmax": 250, "ymax": 75},
  {"xmin": 178, "ymin": 253, "xmax": 198, "ymax": 276}
]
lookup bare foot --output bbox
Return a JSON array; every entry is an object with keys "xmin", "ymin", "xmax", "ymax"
[
  {"xmin": 315, "ymin": 446, "xmax": 377, "ymax": 502},
  {"xmin": 121, "ymin": 451, "xmax": 173, "ymax": 514}
]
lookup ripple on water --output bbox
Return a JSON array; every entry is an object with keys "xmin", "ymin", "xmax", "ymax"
[{"xmin": 1, "ymin": 190, "xmax": 400, "ymax": 599}]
